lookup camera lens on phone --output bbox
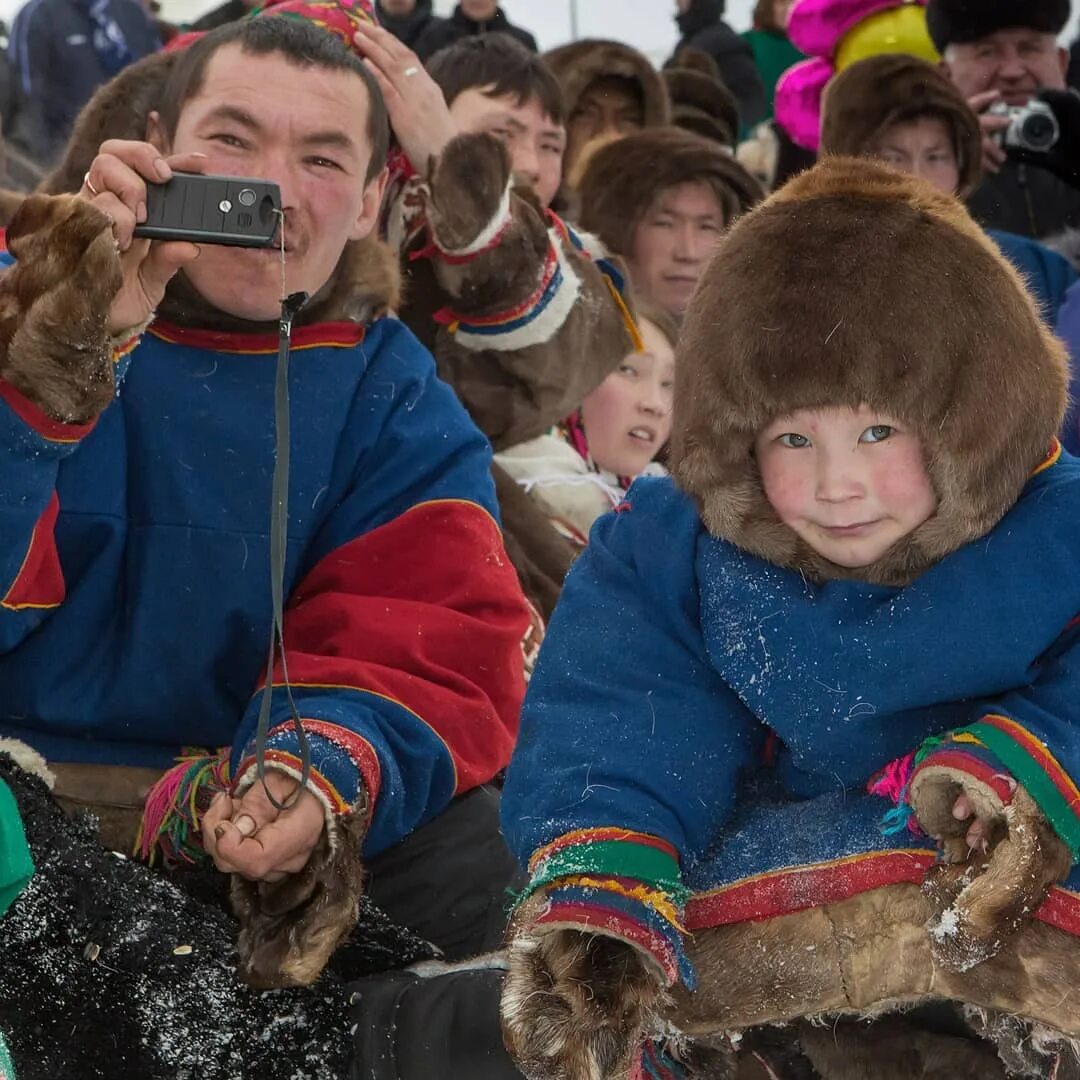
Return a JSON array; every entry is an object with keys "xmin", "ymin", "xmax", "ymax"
[{"xmin": 238, "ymin": 188, "xmax": 257, "ymax": 207}]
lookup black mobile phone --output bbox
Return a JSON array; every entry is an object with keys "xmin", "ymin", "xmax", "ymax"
[{"xmin": 133, "ymin": 172, "xmax": 281, "ymax": 248}]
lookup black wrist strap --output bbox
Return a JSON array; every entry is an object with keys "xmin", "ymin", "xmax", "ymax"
[{"xmin": 254, "ymin": 289, "xmax": 312, "ymax": 811}]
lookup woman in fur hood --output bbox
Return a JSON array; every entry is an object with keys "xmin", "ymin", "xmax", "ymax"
[
  {"xmin": 499, "ymin": 157, "xmax": 1080, "ymax": 1080},
  {"xmin": 819, "ymin": 52, "xmax": 1079, "ymax": 456}
]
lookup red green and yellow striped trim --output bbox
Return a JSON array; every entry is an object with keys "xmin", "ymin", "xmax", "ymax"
[
  {"xmin": 961, "ymin": 714, "xmax": 1080, "ymax": 858},
  {"xmin": 528, "ymin": 827, "xmax": 679, "ymax": 870}
]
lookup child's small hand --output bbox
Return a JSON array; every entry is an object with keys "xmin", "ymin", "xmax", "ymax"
[{"xmin": 951, "ymin": 792, "xmax": 992, "ymax": 853}]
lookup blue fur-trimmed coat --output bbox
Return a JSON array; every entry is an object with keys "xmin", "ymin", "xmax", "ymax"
[{"xmin": 502, "ymin": 447, "xmax": 1080, "ymax": 987}]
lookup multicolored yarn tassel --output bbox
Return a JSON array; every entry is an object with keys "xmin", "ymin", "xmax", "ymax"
[
  {"xmin": 136, "ymin": 748, "xmax": 231, "ymax": 866},
  {"xmin": 635, "ymin": 1041, "xmax": 690, "ymax": 1080},
  {"xmin": 868, "ymin": 736, "xmax": 945, "ymax": 836}
]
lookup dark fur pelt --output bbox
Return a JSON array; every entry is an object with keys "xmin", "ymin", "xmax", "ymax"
[{"xmin": 0, "ymin": 753, "xmax": 435, "ymax": 1080}]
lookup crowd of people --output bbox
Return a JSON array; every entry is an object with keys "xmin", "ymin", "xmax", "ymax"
[{"xmin": 0, "ymin": 0, "xmax": 1077, "ymax": 1078}]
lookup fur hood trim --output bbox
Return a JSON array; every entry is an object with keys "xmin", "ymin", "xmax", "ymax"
[
  {"xmin": 33, "ymin": 49, "xmax": 400, "ymax": 322},
  {"xmin": 663, "ymin": 48, "xmax": 740, "ymax": 150},
  {"xmin": 927, "ymin": 0, "xmax": 1070, "ymax": 53},
  {"xmin": 821, "ymin": 54, "xmax": 983, "ymax": 198},
  {"xmin": 577, "ymin": 127, "xmax": 764, "ymax": 258},
  {"xmin": 543, "ymin": 40, "xmax": 671, "ymax": 130},
  {"xmin": 670, "ymin": 157, "xmax": 1068, "ymax": 586}
]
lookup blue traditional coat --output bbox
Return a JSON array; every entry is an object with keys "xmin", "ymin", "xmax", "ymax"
[{"xmin": 502, "ymin": 444, "xmax": 1080, "ymax": 987}]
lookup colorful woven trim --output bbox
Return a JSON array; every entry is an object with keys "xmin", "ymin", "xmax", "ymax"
[
  {"xmin": 535, "ymin": 882, "xmax": 696, "ymax": 989},
  {"xmin": 526, "ymin": 828, "xmax": 688, "ymax": 902},
  {"xmin": 867, "ymin": 736, "xmax": 944, "ymax": 836},
  {"xmin": 433, "ymin": 240, "xmax": 562, "ymax": 337},
  {"xmin": 548, "ymin": 210, "xmax": 645, "ymax": 353},
  {"xmin": 135, "ymin": 748, "xmax": 230, "ymax": 866},
  {"xmin": 233, "ymin": 746, "xmax": 351, "ymax": 817},
  {"xmin": 635, "ymin": 1041, "xmax": 690, "ymax": 1080},
  {"xmin": 870, "ymin": 732, "xmax": 1018, "ymax": 838},
  {"xmin": 960, "ymin": 715, "xmax": 1080, "ymax": 859},
  {"xmin": 521, "ymin": 829, "xmax": 694, "ymax": 986}
]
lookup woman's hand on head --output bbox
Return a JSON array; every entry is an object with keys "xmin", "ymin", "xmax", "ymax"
[{"xmin": 352, "ymin": 22, "xmax": 457, "ymax": 170}]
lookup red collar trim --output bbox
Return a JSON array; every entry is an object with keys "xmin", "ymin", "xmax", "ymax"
[{"xmin": 148, "ymin": 319, "xmax": 366, "ymax": 354}]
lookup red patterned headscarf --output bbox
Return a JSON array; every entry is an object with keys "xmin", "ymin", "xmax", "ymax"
[{"xmin": 164, "ymin": 0, "xmax": 378, "ymax": 54}]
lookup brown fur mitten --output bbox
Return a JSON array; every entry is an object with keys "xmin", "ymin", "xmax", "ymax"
[
  {"xmin": 913, "ymin": 774, "xmax": 1073, "ymax": 971},
  {"xmin": 501, "ymin": 927, "xmax": 667, "ymax": 1080},
  {"xmin": 0, "ymin": 193, "xmax": 123, "ymax": 423},
  {"xmin": 231, "ymin": 808, "xmax": 367, "ymax": 989}
]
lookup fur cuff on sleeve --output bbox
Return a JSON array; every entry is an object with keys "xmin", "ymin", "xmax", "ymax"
[
  {"xmin": 517, "ymin": 829, "xmax": 696, "ymax": 988},
  {"xmin": 905, "ymin": 717, "xmax": 1080, "ymax": 861},
  {"xmin": 233, "ymin": 720, "xmax": 379, "ymax": 836}
]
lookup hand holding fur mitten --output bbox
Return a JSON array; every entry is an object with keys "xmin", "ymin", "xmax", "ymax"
[
  {"xmin": 230, "ymin": 805, "xmax": 368, "ymax": 989},
  {"xmin": 0, "ymin": 194, "xmax": 124, "ymax": 424},
  {"xmin": 910, "ymin": 760, "xmax": 1072, "ymax": 971},
  {"xmin": 502, "ymin": 925, "xmax": 667, "ymax": 1080}
]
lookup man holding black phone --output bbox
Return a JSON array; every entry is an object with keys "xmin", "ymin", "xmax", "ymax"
[
  {"xmin": 930, "ymin": 0, "xmax": 1080, "ymax": 239},
  {"xmin": 0, "ymin": 5, "xmax": 530, "ymax": 1023}
]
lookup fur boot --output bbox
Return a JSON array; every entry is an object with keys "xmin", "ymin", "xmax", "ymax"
[{"xmin": 501, "ymin": 918, "xmax": 668, "ymax": 1080}]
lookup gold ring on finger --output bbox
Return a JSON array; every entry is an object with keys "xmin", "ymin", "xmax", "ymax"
[{"xmin": 83, "ymin": 171, "xmax": 100, "ymax": 197}]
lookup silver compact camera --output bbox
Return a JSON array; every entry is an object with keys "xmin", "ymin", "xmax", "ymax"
[{"xmin": 987, "ymin": 100, "xmax": 1061, "ymax": 153}]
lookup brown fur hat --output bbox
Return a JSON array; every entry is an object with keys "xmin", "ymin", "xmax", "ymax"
[
  {"xmin": 576, "ymin": 127, "xmax": 764, "ymax": 258},
  {"xmin": 669, "ymin": 157, "xmax": 1069, "ymax": 586},
  {"xmin": 663, "ymin": 48, "xmax": 741, "ymax": 150},
  {"xmin": 543, "ymin": 39, "xmax": 671, "ymax": 131},
  {"xmin": 821, "ymin": 54, "xmax": 982, "ymax": 197}
]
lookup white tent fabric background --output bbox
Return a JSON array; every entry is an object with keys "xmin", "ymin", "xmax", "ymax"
[{"xmin": 1, "ymin": 0, "xmax": 1075, "ymax": 69}]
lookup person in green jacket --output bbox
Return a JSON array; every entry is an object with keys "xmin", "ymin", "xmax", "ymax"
[
  {"xmin": 742, "ymin": 0, "xmax": 805, "ymax": 122},
  {"xmin": 0, "ymin": 774, "xmax": 33, "ymax": 1080}
]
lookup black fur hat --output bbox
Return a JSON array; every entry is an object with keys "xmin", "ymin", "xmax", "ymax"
[{"xmin": 926, "ymin": 0, "xmax": 1071, "ymax": 52}]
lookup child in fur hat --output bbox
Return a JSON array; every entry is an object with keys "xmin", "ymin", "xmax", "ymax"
[
  {"xmin": 494, "ymin": 304, "xmax": 676, "ymax": 546},
  {"xmin": 499, "ymin": 157, "xmax": 1080, "ymax": 1080}
]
